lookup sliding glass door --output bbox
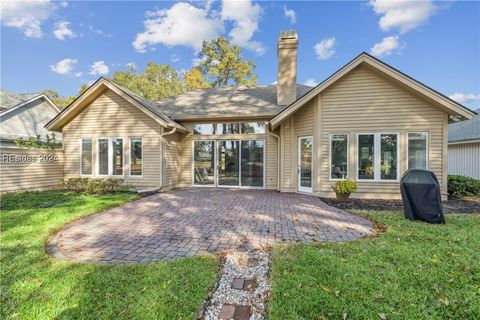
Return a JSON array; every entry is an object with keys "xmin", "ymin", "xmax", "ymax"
[
  {"xmin": 217, "ymin": 140, "xmax": 240, "ymax": 187},
  {"xmin": 193, "ymin": 139, "xmax": 264, "ymax": 188},
  {"xmin": 241, "ymin": 140, "xmax": 264, "ymax": 187},
  {"xmin": 193, "ymin": 141, "xmax": 215, "ymax": 186}
]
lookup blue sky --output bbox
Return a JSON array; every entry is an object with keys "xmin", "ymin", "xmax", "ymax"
[{"xmin": 1, "ymin": 0, "xmax": 479, "ymax": 109}]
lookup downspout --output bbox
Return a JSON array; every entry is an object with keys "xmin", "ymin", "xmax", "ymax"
[
  {"xmin": 158, "ymin": 126, "xmax": 177, "ymax": 191},
  {"xmin": 266, "ymin": 122, "xmax": 281, "ymax": 192}
]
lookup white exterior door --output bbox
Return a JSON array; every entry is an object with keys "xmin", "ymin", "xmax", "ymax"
[{"xmin": 298, "ymin": 136, "xmax": 313, "ymax": 193}]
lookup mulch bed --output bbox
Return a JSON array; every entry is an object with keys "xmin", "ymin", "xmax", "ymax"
[{"xmin": 321, "ymin": 197, "xmax": 480, "ymax": 214}]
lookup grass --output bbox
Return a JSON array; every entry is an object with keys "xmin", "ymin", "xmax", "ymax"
[
  {"xmin": 268, "ymin": 211, "xmax": 480, "ymax": 320},
  {"xmin": 0, "ymin": 191, "xmax": 218, "ymax": 320}
]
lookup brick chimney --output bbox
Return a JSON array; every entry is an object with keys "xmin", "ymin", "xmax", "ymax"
[{"xmin": 277, "ymin": 30, "xmax": 298, "ymax": 106}]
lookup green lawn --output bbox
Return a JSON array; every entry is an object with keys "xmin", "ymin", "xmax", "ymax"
[
  {"xmin": 0, "ymin": 191, "xmax": 218, "ymax": 320},
  {"xmin": 269, "ymin": 211, "xmax": 480, "ymax": 320}
]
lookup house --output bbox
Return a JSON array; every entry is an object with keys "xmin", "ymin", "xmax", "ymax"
[
  {"xmin": 45, "ymin": 30, "xmax": 475, "ymax": 199},
  {"xmin": 448, "ymin": 111, "xmax": 480, "ymax": 179},
  {"xmin": 0, "ymin": 90, "xmax": 61, "ymax": 147}
]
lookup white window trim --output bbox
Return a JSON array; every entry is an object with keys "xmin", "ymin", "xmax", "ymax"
[
  {"xmin": 97, "ymin": 137, "xmax": 124, "ymax": 177},
  {"xmin": 79, "ymin": 138, "xmax": 93, "ymax": 176},
  {"xmin": 356, "ymin": 132, "xmax": 400, "ymax": 182},
  {"xmin": 329, "ymin": 133, "xmax": 349, "ymax": 181},
  {"xmin": 407, "ymin": 132, "xmax": 429, "ymax": 170},
  {"xmin": 129, "ymin": 137, "xmax": 143, "ymax": 178}
]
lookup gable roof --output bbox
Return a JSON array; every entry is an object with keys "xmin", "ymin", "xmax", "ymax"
[
  {"xmin": 270, "ymin": 52, "xmax": 476, "ymax": 129},
  {"xmin": 0, "ymin": 89, "xmax": 60, "ymax": 116},
  {"xmin": 154, "ymin": 84, "xmax": 311, "ymax": 121},
  {"xmin": 45, "ymin": 77, "xmax": 186, "ymax": 132},
  {"xmin": 449, "ymin": 110, "xmax": 480, "ymax": 143}
]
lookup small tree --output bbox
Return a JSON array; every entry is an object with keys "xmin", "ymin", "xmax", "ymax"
[{"xmin": 197, "ymin": 37, "xmax": 257, "ymax": 87}]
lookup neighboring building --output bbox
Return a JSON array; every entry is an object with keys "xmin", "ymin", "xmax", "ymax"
[
  {"xmin": 45, "ymin": 30, "xmax": 475, "ymax": 199},
  {"xmin": 448, "ymin": 111, "xmax": 480, "ymax": 180},
  {"xmin": 0, "ymin": 90, "xmax": 61, "ymax": 147}
]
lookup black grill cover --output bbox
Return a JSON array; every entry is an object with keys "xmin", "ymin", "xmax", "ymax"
[{"xmin": 400, "ymin": 169, "xmax": 445, "ymax": 224}]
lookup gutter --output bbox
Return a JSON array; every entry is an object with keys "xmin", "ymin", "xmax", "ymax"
[
  {"xmin": 158, "ymin": 127, "xmax": 178, "ymax": 191},
  {"xmin": 266, "ymin": 122, "xmax": 280, "ymax": 192}
]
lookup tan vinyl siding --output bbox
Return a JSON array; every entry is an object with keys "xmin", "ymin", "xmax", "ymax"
[
  {"xmin": 163, "ymin": 132, "xmax": 180, "ymax": 190},
  {"xmin": 265, "ymin": 129, "xmax": 278, "ymax": 189},
  {"xmin": 317, "ymin": 66, "xmax": 446, "ymax": 199},
  {"xmin": 0, "ymin": 148, "xmax": 64, "ymax": 192},
  {"xmin": 62, "ymin": 89, "xmax": 163, "ymax": 191},
  {"xmin": 277, "ymin": 65, "xmax": 449, "ymax": 199},
  {"xmin": 179, "ymin": 123, "xmax": 193, "ymax": 187},
  {"xmin": 280, "ymin": 117, "xmax": 295, "ymax": 191},
  {"xmin": 448, "ymin": 142, "xmax": 480, "ymax": 180}
]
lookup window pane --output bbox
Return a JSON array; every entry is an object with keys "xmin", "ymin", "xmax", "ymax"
[
  {"xmin": 81, "ymin": 139, "xmax": 92, "ymax": 175},
  {"xmin": 380, "ymin": 134, "xmax": 398, "ymax": 180},
  {"xmin": 217, "ymin": 123, "xmax": 240, "ymax": 134},
  {"xmin": 358, "ymin": 135, "xmax": 374, "ymax": 180},
  {"xmin": 330, "ymin": 134, "xmax": 348, "ymax": 179},
  {"xmin": 241, "ymin": 123, "xmax": 265, "ymax": 134},
  {"xmin": 241, "ymin": 140, "xmax": 264, "ymax": 187},
  {"xmin": 98, "ymin": 139, "xmax": 109, "ymax": 175},
  {"xmin": 408, "ymin": 133, "xmax": 427, "ymax": 170},
  {"xmin": 112, "ymin": 138, "xmax": 123, "ymax": 175},
  {"xmin": 193, "ymin": 124, "xmax": 215, "ymax": 135},
  {"xmin": 300, "ymin": 137, "xmax": 313, "ymax": 188},
  {"xmin": 194, "ymin": 141, "xmax": 215, "ymax": 185},
  {"xmin": 130, "ymin": 138, "xmax": 142, "ymax": 176}
]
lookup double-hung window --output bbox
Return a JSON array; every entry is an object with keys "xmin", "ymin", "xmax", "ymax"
[
  {"xmin": 408, "ymin": 132, "xmax": 428, "ymax": 170},
  {"xmin": 130, "ymin": 137, "xmax": 143, "ymax": 176},
  {"xmin": 80, "ymin": 138, "xmax": 93, "ymax": 175},
  {"xmin": 357, "ymin": 133, "xmax": 399, "ymax": 181},
  {"xmin": 97, "ymin": 138, "xmax": 124, "ymax": 176},
  {"xmin": 330, "ymin": 134, "xmax": 349, "ymax": 180}
]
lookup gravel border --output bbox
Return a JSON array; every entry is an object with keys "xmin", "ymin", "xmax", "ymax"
[{"xmin": 203, "ymin": 251, "xmax": 271, "ymax": 320}]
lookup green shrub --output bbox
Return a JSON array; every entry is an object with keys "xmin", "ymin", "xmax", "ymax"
[
  {"xmin": 448, "ymin": 175, "xmax": 480, "ymax": 199},
  {"xmin": 62, "ymin": 177, "xmax": 134, "ymax": 195},
  {"xmin": 332, "ymin": 179, "xmax": 358, "ymax": 194}
]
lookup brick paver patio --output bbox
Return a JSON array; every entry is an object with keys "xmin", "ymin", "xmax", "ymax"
[{"xmin": 47, "ymin": 188, "xmax": 373, "ymax": 263}]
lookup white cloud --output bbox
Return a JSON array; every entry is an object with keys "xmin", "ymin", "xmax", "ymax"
[
  {"xmin": 89, "ymin": 61, "xmax": 109, "ymax": 76},
  {"xmin": 271, "ymin": 81, "xmax": 277, "ymax": 85},
  {"xmin": 53, "ymin": 21, "xmax": 76, "ymax": 40},
  {"xmin": 221, "ymin": 0, "xmax": 265, "ymax": 55},
  {"xmin": 314, "ymin": 37, "xmax": 336, "ymax": 60},
  {"xmin": 171, "ymin": 54, "xmax": 181, "ymax": 63},
  {"xmin": 50, "ymin": 58, "xmax": 78, "ymax": 75},
  {"xmin": 283, "ymin": 5, "xmax": 296, "ymax": 24},
  {"xmin": 74, "ymin": 72, "xmax": 82, "ymax": 77},
  {"xmin": 87, "ymin": 25, "xmax": 113, "ymax": 38},
  {"xmin": 126, "ymin": 62, "xmax": 137, "ymax": 71},
  {"xmin": 369, "ymin": 0, "xmax": 437, "ymax": 34},
  {"xmin": 133, "ymin": 2, "xmax": 224, "ymax": 53},
  {"xmin": 370, "ymin": 36, "xmax": 401, "ymax": 57},
  {"xmin": 60, "ymin": 1, "xmax": 68, "ymax": 8},
  {"xmin": 449, "ymin": 93, "xmax": 480, "ymax": 104},
  {"xmin": 0, "ymin": 0, "xmax": 56, "ymax": 38},
  {"xmin": 303, "ymin": 79, "xmax": 318, "ymax": 87}
]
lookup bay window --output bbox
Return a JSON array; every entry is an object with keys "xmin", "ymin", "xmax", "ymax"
[
  {"xmin": 357, "ymin": 133, "xmax": 399, "ymax": 181},
  {"xmin": 408, "ymin": 132, "xmax": 428, "ymax": 170},
  {"xmin": 330, "ymin": 134, "xmax": 349, "ymax": 179}
]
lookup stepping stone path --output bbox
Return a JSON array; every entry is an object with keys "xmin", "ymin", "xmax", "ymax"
[{"xmin": 203, "ymin": 251, "xmax": 271, "ymax": 320}]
